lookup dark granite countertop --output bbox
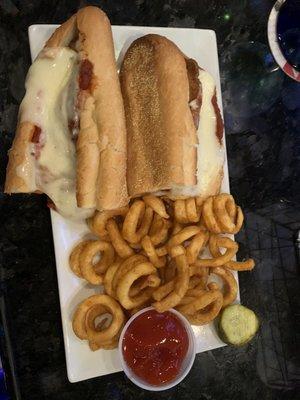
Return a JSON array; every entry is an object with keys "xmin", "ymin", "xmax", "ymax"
[{"xmin": 0, "ymin": 1, "xmax": 299, "ymax": 399}]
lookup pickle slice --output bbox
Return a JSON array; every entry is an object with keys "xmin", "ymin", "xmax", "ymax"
[{"xmin": 218, "ymin": 304, "xmax": 259, "ymax": 346}]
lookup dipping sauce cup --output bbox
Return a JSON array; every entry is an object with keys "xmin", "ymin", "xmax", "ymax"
[{"xmin": 118, "ymin": 307, "xmax": 196, "ymax": 391}]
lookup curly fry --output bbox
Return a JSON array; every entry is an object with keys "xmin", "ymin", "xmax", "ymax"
[
  {"xmin": 202, "ymin": 197, "xmax": 221, "ymax": 233},
  {"xmin": 169, "ymin": 244, "xmax": 186, "ymax": 258},
  {"xmin": 186, "ymin": 198, "xmax": 201, "ymax": 222},
  {"xmin": 88, "ymin": 314, "xmax": 124, "ymax": 350},
  {"xmin": 88, "ymin": 207, "xmax": 129, "ymax": 240},
  {"xmin": 174, "ymin": 199, "xmax": 190, "ymax": 224},
  {"xmin": 152, "ymin": 280, "xmax": 174, "ymax": 302},
  {"xmin": 226, "ymin": 259, "xmax": 255, "ymax": 271},
  {"xmin": 156, "ymin": 246, "xmax": 168, "ymax": 257},
  {"xmin": 195, "ymin": 235, "xmax": 238, "ymax": 267},
  {"xmin": 161, "ymin": 259, "xmax": 177, "ymax": 283},
  {"xmin": 176, "ymin": 283, "xmax": 223, "ymax": 325},
  {"xmin": 213, "ymin": 194, "xmax": 244, "ymax": 234},
  {"xmin": 72, "ymin": 295, "xmax": 125, "ymax": 348},
  {"xmin": 152, "ymin": 253, "xmax": 189, "ymax": 312},
  {"xmin": 188, "ymin": 265, "xmax": 209, "ymax": 290},
  {"xmin": 154, "ymin": 263, "xmax": 208, "ymax": 301},
  {"xmin": 69, "ymin": 240, "xmax": 93, "ymax": 278},
  {"xmin": 103, "ymin": 258, "xmax": 123, "ymax": 298},
  {"xmin": 141, "ymin": 235, "xmax": 166, "ymax": 268},
  {"xmin": 167, "ymin": 225, "xmax": 201, "ymax": 249},
  {"xmin": 130, "ymin": 274, "xmax": 161, "ymax": 297},
  {"xmin": 112, "ymin": 255, "xmax": 147, "ymax": 294},
  {"xmin": 89, "ymin": 336, "xmax": 120, "ymax": 351},
  {"xmin": 149, "ymin": 214, "xmax": 171, "ymax": 245},
  {"xmin": 202, "ymin": 194, "xmax": 244, "ymax": 234},
  {"xmin": 116, "ymin": 261, "xmax": 159, "ymax": 309},
  {"xmin": 211, "ymin": 267, "xmax": 238, "ymax": 307},
  {"xmin": 172, "ymin": 221, "xmax": 184, "ymax": 235},
  {"xmin": 209, "ymin": 237, "xmax": 254, "ymax": 271},
  {"xmin": 79, "ymin": 240, "xmax": 115, "ymax": 285},
  {"xmin": 174, "ymin": 198, "xmax": 201, "ymax": 224},
  {"xmin": 186, "ymin": 230, "xmax": 209, "ymax": 264},
  {"xmin": 122, "ymin": 200, "xmax": 153, "ymax": 244},
  {"xmin": 143, "ymin": 195, "xmax": 169, "ymax": 218},
  {"xmin": 106, "ymin": 219, "xmax": 134, "ymax": 258}
]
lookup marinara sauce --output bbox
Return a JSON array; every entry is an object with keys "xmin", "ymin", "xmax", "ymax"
[{"xmin": 122, "ymin": 309, "xmax": 189, "ymax": 385}]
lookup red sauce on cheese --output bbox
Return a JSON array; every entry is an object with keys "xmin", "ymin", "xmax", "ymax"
[
  {"xmin": 122, "ymin": 310, "xmax": 189, "ymax": 386},
  {"xmin": 31, "ymin": 126, "xmax": 41, "ymax": 143},
  {"xmin": 186, "ymin": 61, "xmax": 224, "ymax": 143},
  {"xmin": 211, "ymin": 91, "xmax": 224, "ymax": 143},
  {"xmin": 186, "ymin": 58, "xmax": 202, "ymax": 130},
  {"xmin": 79, "ymin": 59, "xmax": 93, "ymax": 90},
  {"xmin": 30, "ymin": 125, "xmax": 43, "ymax": 159}
]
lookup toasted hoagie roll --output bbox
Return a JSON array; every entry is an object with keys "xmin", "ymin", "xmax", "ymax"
[
  {"xmin": 5, "ymin": 6, "xmax": 128, "ymax": 219},
  {"xmin": 120, "ymin": 34, "xmax": 224, "ymax": 201}
]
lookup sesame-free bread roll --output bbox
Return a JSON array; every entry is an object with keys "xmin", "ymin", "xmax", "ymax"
[{"xmin": 120, "ymin": 34, "xmax": 224, "ymax": 201}]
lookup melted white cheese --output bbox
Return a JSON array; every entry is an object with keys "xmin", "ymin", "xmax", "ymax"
[
  {"xmin": 172, "ymin": 69, "xmax": 224, "ymax": 198},
  {"xmin": 15, "ymin": 142, "xmax": 36, "ymax": 191},
  {"xmin": 196, "ymin": 70, "xmax": 224, "ymax": 196},
  {"xmin": 20, "ymin": 47, "xmax": 94, "ymax": 219}
]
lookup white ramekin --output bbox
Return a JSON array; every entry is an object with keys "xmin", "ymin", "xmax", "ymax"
[{"xmin": 118, "ymin": 306, "xmax": 196, "ymax": 391}]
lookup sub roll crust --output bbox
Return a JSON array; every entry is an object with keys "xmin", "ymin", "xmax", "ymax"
[
  {"xmin": 75, "ymin": 8, "xmax": 128, "ymax": 211},
  {"xmin": 5, "ymin": 6, "xmax": 128, "ymax": 218},
  {"xmin": 120, "ymin": 34, "xmax": 224, "ymax": 201},
  {"xmin": 120, "ymin": 35, "xmax": 197, "ymax": 198}
]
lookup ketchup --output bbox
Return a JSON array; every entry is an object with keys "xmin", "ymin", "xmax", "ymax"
[{"xmin": 122, "ymin": 310, "xmax": 189, "ymax": 386}]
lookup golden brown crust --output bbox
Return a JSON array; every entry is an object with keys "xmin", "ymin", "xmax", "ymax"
[
  {"xmin": 76, "ymin": 6, "xmax": 128, "ymax": 210},
  {"xmin": 76, "ymin": 95, "xmax": 99, "ymax": 207},
  {"xmin": 45, "ymin": 14, "xmax": 77, "ymax": 48},
  {"xmin": 120, "ymin": 34, "xmax": 197, "ymax": 199}
]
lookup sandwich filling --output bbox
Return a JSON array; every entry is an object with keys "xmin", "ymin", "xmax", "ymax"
[
  {"xmin": 19, "ymin": 47, "xmax": 94, "ymax": 219},
  {"xmin": 195, "ymin": 69, "xmax": 224, "ymax": 197},
  {"xmin": 170, "ymin": 68, "xmax": 224, "ymax": 198}
]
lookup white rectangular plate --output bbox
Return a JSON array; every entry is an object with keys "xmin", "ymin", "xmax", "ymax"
[{"xmin": 28, "ymin": 24, "xmax": 239, "ymax": 383}]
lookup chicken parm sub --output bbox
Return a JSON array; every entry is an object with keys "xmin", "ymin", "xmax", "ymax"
[
  {"xmin": 120, "ymin": 34, "xmax": 224, "ymax": 200},
  {"xmin": 5, "ymin": 6, "xmax": 128, "ymax": 219}
]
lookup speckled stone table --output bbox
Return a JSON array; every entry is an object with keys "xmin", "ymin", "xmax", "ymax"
[{"xmin": 0, "ymin": 1, "xmax": 299, "ymax": 399}]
